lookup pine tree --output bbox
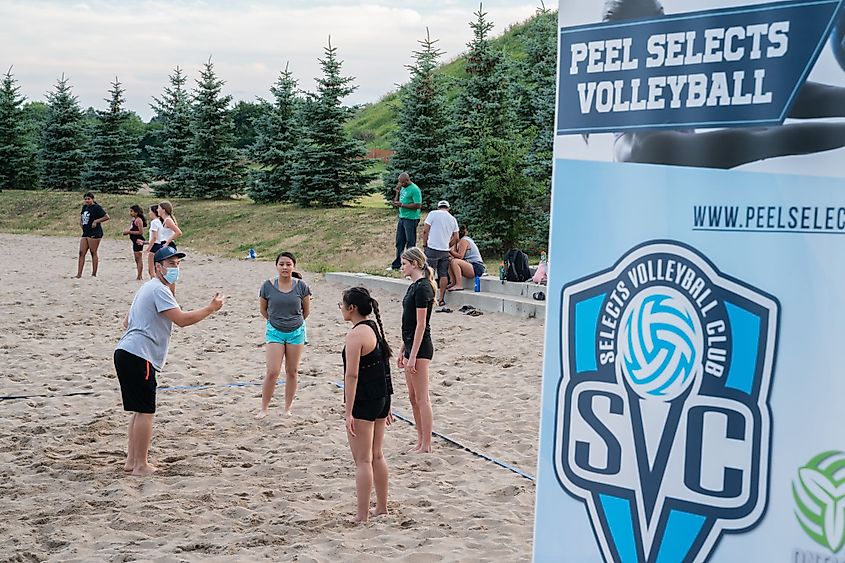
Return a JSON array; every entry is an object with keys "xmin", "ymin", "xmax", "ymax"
[
  {"xmin": 382, "ymin": 28, "xmax": 449, "ymax": 203},
  {"xmin": 149, "ymin": 67, "xmax": 193, "ymax": 197},
  {"xmin": 290, "ymin": 38, "xmax": 374, "ymax": 207},
  {"xmin": 185, "ymin": 58, "xmax": 246, "ymax": 199},
  {"xmin": 248, "ymin": 63, "xmax": 300, "ymax": 203},
  {"xmin": 445, "ymin": 5, "xmax": 537, "ymax": 252},
  {"xmin": 82, "ymin": 78, "xmax": 146, "ymax": 193},
  {"xmin": 519, "ymin": 5, "xmax": 557, "ymax": 185},
  {"xmin": 0, "ymin": 67, "xmax": 38, "ymax": 190},
  {"xmin": 40, "ymin": 75, "xmax": 87, "ymax": 191}
]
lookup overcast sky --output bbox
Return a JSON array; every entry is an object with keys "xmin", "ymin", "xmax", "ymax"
[{"xmin": 1, "ymin": 0, "xmax": 540, "ymax": 120}]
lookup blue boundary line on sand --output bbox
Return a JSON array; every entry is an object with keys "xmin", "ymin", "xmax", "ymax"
[
  {"xmin": 1, "ymin": 380, "xmax": 282, "ymax": 401},
  {"xmin": 331, "ymin": 381, "xmax": 536, "ymax": 483}
]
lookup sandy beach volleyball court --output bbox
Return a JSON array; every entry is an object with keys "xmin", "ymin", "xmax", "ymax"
[{"xmin": 0, "ymin": 233, "xmax": 542, "ymax": 561}]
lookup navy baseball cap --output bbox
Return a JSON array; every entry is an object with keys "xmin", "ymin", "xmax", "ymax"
[{"xmin": 154, "ymin": 246, "xmax": 186, "ymax": 262}]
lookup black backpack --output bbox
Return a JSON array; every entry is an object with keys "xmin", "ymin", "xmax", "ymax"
[{"xmin": 504, "ymin": 249, "xmax": 531, "ymax": 282}]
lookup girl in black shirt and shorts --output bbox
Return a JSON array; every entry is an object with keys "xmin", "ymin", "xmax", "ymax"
[
  {"xmin": 340, "ymin": 286, "xmax": 394, "ymax": 522},
  {"xmin": 398, "ymin": 246, "xmax": 436, "ymax": 453}
]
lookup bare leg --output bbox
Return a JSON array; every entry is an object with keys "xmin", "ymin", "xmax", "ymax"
[
  {"xmin": 133, "ymin": 251, "xmax": 143, "ymax": 280},
  {"xmin": 411, "ymin": 359, "xmax": 433, "ymax": 453},
  {"xmin": 447, "ymin": 260, "xmax": 461, "ymax": 290},
  {"xmin": 405, "ymin": 369, "xmax": 423, "ymax": 451},
  {"xmin": 89, "ymin": 238, "xmax": 102, "ymax": 277},
  {"xmin": 347, "ymin": 419, "xmax": 376, "ymax": 523},
  {"xmin": 257, "ymin": 343, "xmax": 284, "ymax": 418},
  {"xmin": 131, "ymin": 413, "xmax": 156, "ymax": 476},
  {"xmin": 124, "ymin": 413, "xmax": 136, "ymax": 472},
  {"xmin": 147, "ymin": 249, "xmax": 155, "ymax": 278},
  {"xmin": 371, "ymin": 418, "xmax": 389, "ymax": 516},
  {"xmin": 76, "ymin": 238, "xmax": 89, "ymax": 278},
  {"xmin": 438, "ymin": 276, "xmax": 448, "ymax": 304},
  {"xmin": 283, "ymin": 343, "xmax": 305, "ymax": 416}
]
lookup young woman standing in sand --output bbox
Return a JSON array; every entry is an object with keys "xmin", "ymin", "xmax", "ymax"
[
  {"xmin": 257, "ymin": 252, "xmax": 312, "ymax": 418},
  {"xmin": 156, "ymin": 201, "xmax": 181, "ymax": 249},
  {"xmin": 146, "ymin": 205, "xmax": 161, "ymax": 278},
  {"xmin": 399, "ymin": 247, "xmax": 436, "ymax": 453},
  {"xmin": 76, "ymin": 191, "xmax": 110, "ymax": 278},
  {"xmin": 123, "ymin": 205, "xmax": 147, "ymax": 280},
  {"xmin": 339, "ymin": 286, "xmax": 394, "ymax": 522}
]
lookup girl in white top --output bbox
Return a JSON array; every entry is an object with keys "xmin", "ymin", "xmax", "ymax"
[
  {"xmin": 146, "ymin": 205, "xmax": 162, "ymax": 279},
  {"xmin": 156, "ymin": 201, "xmax": 182, "ymax": 249}
]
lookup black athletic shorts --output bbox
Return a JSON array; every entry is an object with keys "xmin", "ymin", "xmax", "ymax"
[
  {"xmin": 132, "ymin": 238, "xmax": 145, "ymax": 252},
  {"xmin": 114, "ymin": 349, "xmax": 157, "ymax": 414},
  {"xmin": 149, "ymin": 242, "xmax": 162, "ymax": 253},
  {"xmin": 403, "ymin": 337, "xmax": 434, "ymax": 361},
  {"xmin": 352, "ymin": 396, "xmax": 391, "ymax": 421}
]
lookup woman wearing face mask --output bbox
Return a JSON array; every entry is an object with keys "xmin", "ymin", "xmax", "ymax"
[
  {"xmin": 115, "ymin": 245, "xmax": 224, "ymax": 476},
  {"xmin": 257, "ymin": 251, "xmax": 312, "ymax": 418},
  {"xmin": 123, "ymin": 205, "xmax": 147, "ymax": 281},
  {"xmin": 339, "ymin": 286, "xmax": 394, "ymax": 522},
  {"xmin": 156, "ymin": 201, "xmax": 182, "ymax": 249},
  {"xmin": 76, "ymin": 191, "xmax": 110, "ymax": 278}
]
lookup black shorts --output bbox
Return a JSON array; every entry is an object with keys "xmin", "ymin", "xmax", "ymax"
[
  {"xmin": 352, "ymin": 396, "xmax": 391, "ymax": 421},
  {"xmin": 82, "ymin": 233, "xmax": 103, "ymax": 239},
  {"xmin": 471, "ymin": 261, "xmax": 485, "ymax": 277},
  {"xmin": 404, "ymin": 337, "xmax": 434, "ymax": 361},
  {"xmin": 425, "ymin": 247, "xmax": 450, "ymax": 279},
  {"xmin": 132, "ymin": 238, "xmax": 145, "ymax": 252},
  {"xmin": 149, "ymin": 243, "xmax": 162, "ymax": 253},
  {"xmin": 114, "ymin": 349, "xmax": 157, "ymax": 414}
]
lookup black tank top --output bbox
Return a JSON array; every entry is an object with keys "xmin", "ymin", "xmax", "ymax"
[{"xmin": 341, "ymin": 320, "xmax": 393, "ymax": 401}]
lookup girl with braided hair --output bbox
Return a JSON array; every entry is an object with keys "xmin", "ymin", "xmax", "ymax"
[{"xmin": 339, "ymin": 286, "xmax": 394, "ymax": 522}]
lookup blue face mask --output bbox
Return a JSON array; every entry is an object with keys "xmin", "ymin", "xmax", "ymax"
[{"xmin": 163, "ymin": 267, "xmax": 180, "ymax": 284}]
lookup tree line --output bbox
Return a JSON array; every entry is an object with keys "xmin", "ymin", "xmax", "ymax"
[{"xmin": 0, "ymin": 5, "xmax": 556, "ymax": 252}]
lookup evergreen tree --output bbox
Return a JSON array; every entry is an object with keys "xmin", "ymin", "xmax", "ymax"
[
  {"xmin": 518, "ymin": 5, "xmax": 556, "ymax": 185},
  {"xmin": 445, "ymin": 5, "xmax": 538, "ymax": 252},
  {"xmin": 185, "ymin": 58, "xmax": 246, "ymax": 199},
  {"xmin": 290, "ymin": 38, "xmax": 374, "ymax": 207},
  {"xmin": 149, "ymin": 67, "xmax": 193, "ymax": 196},
  {"xmin": 0, "ymin": 67, "xmax": 38, "ymax": 190},
  {"xmin": 40, "ymin": 75, "xmax": 87, "ymax": 191},
  {"xmin": 382, "ymin": 28, "xmax": 449, "ymax": 203},
  {"xmin": 82, "ymin": 78, "xmax": 146, "ymax": 193},
  {"xmin": 248, "ymin": 64, "xmax": 300, "ymax": 203}
]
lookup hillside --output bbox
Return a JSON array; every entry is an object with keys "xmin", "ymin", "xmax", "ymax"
[{"xmin": 346, "ymin": 10, "xmax": 551, "ymax": 150}]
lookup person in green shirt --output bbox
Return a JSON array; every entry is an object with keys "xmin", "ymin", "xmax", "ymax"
[{"xmin": 388, "ymin": 172, "xmax": 422, "ymax": 270}]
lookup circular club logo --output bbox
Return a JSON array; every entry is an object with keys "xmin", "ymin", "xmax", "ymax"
[
  {"xmin": 794, "ymin": 450, "xmax": 845, "ymax": 554},
  {"xmin": 618, "ymin": 287, "xmax": 703, "ymax": 402}
]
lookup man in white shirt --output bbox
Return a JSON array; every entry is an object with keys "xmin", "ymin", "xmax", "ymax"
[{"xmin": 423, "ymin": 200, "xmax": 459, "ymax": 306}]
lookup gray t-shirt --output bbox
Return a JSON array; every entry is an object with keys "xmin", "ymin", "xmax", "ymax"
[
  {"xmin": 116, "ymin": 278, "xmax": 180, "ymax": 371},
  {"xmin": 462, "ymin": 236, "xmax": 483, "ymax": 264},
  {"xmin": 260, "ymin": 278, "xmax": 312, "ymax": 332}
]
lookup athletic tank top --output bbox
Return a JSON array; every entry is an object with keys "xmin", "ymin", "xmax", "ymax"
[
  {"xmin": 462, "ymin": 236, "xmax": 483, "ymax": 264},
  {"xmin": 157, "ymin": 218, "xmax": 176, "ymax": 242},
  {"xmin": 341, "ymin": 320, "xmax": 393, "ymax": 402},
  {"xmin": 129, "ymin": 218, "xmax": 144, "ymax": 242}
]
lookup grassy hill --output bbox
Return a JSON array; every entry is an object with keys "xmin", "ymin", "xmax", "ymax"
[
  {"xmin": 0, "ymin": 190, "xmax": 399, "ymax": 274},
  {"xmin": 346, "ymin": 11, "xmax": 549, "ymax": 150}
]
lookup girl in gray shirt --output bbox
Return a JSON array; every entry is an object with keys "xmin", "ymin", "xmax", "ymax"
[{"xmin": 256, "ymin": 251, "xmax": 312, "ymax": 418}]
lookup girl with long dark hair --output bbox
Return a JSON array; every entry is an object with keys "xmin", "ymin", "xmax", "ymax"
[{"xmin": 123, "ymin": 205, "xmax": 147, "ymax": 280}]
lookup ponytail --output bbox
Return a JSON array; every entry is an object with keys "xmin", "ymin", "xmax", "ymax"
[
  {"xmin": 401, "ymin": 246, "xmax": 437, "ymax": 294},
  {"xmin": 370, "ymin": 298, "xmax": 393, "ymax": 360}
]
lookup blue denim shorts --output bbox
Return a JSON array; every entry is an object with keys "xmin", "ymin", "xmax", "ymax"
[{"xmin": 266, "ymin": 321, "xmax": 306, "ymax": 345}]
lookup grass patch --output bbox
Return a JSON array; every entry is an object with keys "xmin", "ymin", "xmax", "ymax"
[{"xmin": 0, "ymin": 190, "xmax": 399, "ymax": 273}]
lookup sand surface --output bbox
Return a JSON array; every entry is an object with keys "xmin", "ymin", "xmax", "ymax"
[{"xmin": 0, "ymin": 234, "xmax": 543, "ymax": 562}]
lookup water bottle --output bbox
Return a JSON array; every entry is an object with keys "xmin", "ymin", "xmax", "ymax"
[
  {"xmin": 474, "ymin": 275, "xmax": 481, "ymax": 292},
  {"xmin": 499, "ymin": 262, "xmax": 505, "ymax": 282},
  {"xmin": 248, "ymin": 248, "xmax": 256, "ymax": 260}
]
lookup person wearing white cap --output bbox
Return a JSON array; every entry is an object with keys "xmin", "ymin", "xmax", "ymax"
[
  {"xmin": 113, "ymin": 245, "xmax": 224, "ymax": 477},
  {"xmin": 422, "ymin": 200, "xmax": 459, "ymax": 306}
]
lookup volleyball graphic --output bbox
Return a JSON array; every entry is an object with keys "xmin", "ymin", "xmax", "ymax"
[
  {"xmin": 617, "ymin": 287, "xmax": 703, "ymax": 402},
  {"xmin": 794, "ymin": 450, "xmax": 845, "ymax": 553}
]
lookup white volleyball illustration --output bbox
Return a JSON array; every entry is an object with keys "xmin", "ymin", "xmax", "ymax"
[{"xmin": 617, "ymin": 287, "xmax": 703, "ymax": 402}]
